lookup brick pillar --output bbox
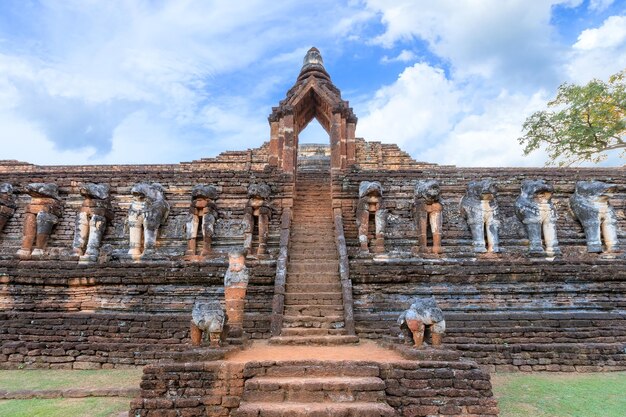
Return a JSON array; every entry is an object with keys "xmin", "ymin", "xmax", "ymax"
[
  {"xmin": 269, "ymin": 120, "xmax": 279, "ymax": 167},
  {"xmin": 330, "ymin": 112, "xmax": 342, "ymax": 170},
  {"xmin": 281, "ymin": 110, "xmax": 296, "ymax": 175},
  {"xmin": 340, "ymin": 117, "xmax": 347, "ymax": 169},
  {"xmin": 346, "ymin": 119, "xmax": 356, "ymax": 167}
]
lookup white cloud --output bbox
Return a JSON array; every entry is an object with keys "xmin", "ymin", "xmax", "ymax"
[
  {"xmin": 381, "ymin": 50, "xmax": 416, "ymax": 64},
  {"xmin": 567, "ymin": 15, "xmax": 626, "ymax": 83},
  {"xmin": 357, "ymin": 62, "xmax": 551, "ymax": 166},
  {"xmin": 0, "ymin": 0, "xmax": 367, "ymax": 164},
  {"xmin": 357, "ymin": 2, "xmax": 625, "ymax": 167},
  {"xmin": 419, "ymin": 91, "xmax": 550, "ymax": 167},
  {"xmin": 365, "ymin": 0, "xmax": 578, "ymax": 88},
  {"xmin": 357, "ymin": 63, "xmax": 463, "ymax": 152},
  {"xmin": 588, "ymin": 0, "xmax": 615, "ymax": 12},
  {"xmin": 573, "ymin": 15, "xmax": 626, "ymax": 50}
]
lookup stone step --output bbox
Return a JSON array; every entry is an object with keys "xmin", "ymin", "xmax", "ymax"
[
  {"xmin": 289, "ymin": 239, "xmax": 336, "ymax": 247},
  {"xmin": 289, "ymin": 234, "xmax": 336, "ymax": 242},
  {"xmin": 283, "ymin": 305, "xmax": 345, "ymax": 316},
  {"xmin": 286, "ymin": 283, "xmax": 342, "ymax": 293},
  {"xmin": 258, "ymin": 361, "xmax": 380, "ymax": 378},
  {"xmin": 280, "ymin": 327, "xmax": 348, "ymax": 337},
  {"xmin": 284, "ymin": 292, "xmax": 343, "ymax": 305},
  {"xmin": 291, "ymin": 219, "xmax": 332, "ymax": 223},
  {"xmin": 286, "ymin": 274, "xmax": 341, "ymax": 284},
  {"xmin": 291, "ymin": 231, "xmax": 334, "ymax": 236},
  {"xmin": 288, "ymin": 250, "xmax": 338, "ymax": 259},
  {"xmin": 288, "ymin": 263, "xmax": 338, "ymax": 274},
  {"xmin": 282, "ymin": 315, "xmax": 345, "ymax": 329},
  {"xmin": 290, "ymin": 222, "xmax": 334, "ymax": 227},
  {"xmin": 268, "ymin": 335, "xmax": 360, "ymax": 346},
  {"xmin": 242, "ymin": 376, "xmax": 386, "ymax": 403}
]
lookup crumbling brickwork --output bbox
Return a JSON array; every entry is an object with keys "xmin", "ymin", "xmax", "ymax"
[
  {"xmin": 332, "ymin": 165, "xmax": 626, "ymax": 370},
  {"xmin": 0, "ymin": 147, "xmax": 294, "ymax": 369}
]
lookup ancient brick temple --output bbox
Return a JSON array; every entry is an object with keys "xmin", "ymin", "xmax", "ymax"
[{"xmin": 1, "ymin": 48, "xmax": 625, "ymax": 416}]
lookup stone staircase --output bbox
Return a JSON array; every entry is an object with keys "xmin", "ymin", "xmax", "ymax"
[
  {"xmin": 233, "ymin": 361, "xmax": 395, "ymax": 416},
  {"xmin": 269, "ymin": 165, "xmax": 358, "ymax": 346}
]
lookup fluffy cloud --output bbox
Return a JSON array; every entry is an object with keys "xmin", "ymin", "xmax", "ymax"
[
  {"xmin": 365, "ymin": 0, "xmax": 580, "ymax": 89},
  {"xmin": 574, "ymin": 15, "xmax": 626, "ymax": 49},
  {"xmin": 588, "ymin": 0, "xmax": 615, "ymax": 12},
  {"xmin": 567, "ymin": 15, "xmax": 626, "ymax": 83},
  {"xmin": 357, "ymin": 1, "xmax": 626, "ymax": 167},
  {"xmin": 357, "ymin": 63, "xmax": 462, "ymax": 152},
  {"xmin": 356, "ymin": 61, "xmax": 550, "ymax": 166},
  {"xmin": 0, "ymin": 1, "xmax": 367, "ymax": 164},
  {"xmin": 381, "ymin": 50, "xmax": 417, "ymax": 64}
]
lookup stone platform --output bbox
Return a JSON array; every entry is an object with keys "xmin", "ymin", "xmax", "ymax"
[{"xmin": 129, "ymin": 340, "xmax": 499, "ymax": 417}]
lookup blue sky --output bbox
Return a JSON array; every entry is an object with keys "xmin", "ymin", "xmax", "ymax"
[{"xmin": 0, "ymin": 0, "xmax": 625, "ymax": 166}]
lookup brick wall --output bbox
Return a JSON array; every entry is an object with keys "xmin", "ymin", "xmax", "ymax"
[
  {"xmin": 0, "ymin": 146, "xmax": 293, "ymax": 368},
  {"xmin": 333, "ymin": 166, "xmax": 626, "ymax": 370}
]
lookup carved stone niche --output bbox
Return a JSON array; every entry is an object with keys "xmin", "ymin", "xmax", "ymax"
[
  {"xmin": 184, "ymin": 184, "xmax": 219, "ymax": 258},
  {"xmin": 515, "ymin": 179, "xmax": 561, "ymax": 256},
  {"xmin": 460, "ymin": 179, "xmax": 501, "ymax": 254},
  {"xmin": 398, "ymin": 297, "xmax": 446, "ymax": 348},
  {"xmin": 72, "ymin": 183, "xmax": 114, "ymax": 263},
  {"xmin": 243, "ymin": 183, "xmax": 271, "ymax": 257},
  {"xmin": 356, "ymin": 181, "xmax": 387, "ymax": 254},
  {"xmin": 0, "ymin": 183, "xmax": 16, "ymax": 234},
  {"xmin": 16, "ymin": 183, "xmax": 63, "ymax": 260},
  {"xmin": 126, "ymin": 182, "xmax": 170, "ymax": 260},
  {"xmin": 412, "ymin": 180, "xmax": 443, "ymax": 255},
  {"xmin": 190, "ymin": 300, "xmax": 225, "ymax": 348},
  {"xmin": 570, "ymin": 181, "xmax": 621, "ymax": 253}
]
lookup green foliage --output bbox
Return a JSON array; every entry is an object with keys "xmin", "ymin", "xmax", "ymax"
[
  {"xmin": 492, "ymin": 372, "xmax": 626, "ymax": 417},
  {"xmin": 0, "ymin": 398, "xmax": 131, "ymax": 417},
  {"xmin": 519, "ymin": 69, "xmax": 626, "ymax": 166}
]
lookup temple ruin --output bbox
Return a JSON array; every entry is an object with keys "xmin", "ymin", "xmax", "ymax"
[{"xmin": 0, "ymin": 47, "xmax": 624, "ymax": 417}]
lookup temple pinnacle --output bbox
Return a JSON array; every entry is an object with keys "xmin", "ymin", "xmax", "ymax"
[
  {"xmin": 302, "ymin": 47, "xmax": 324, "ymax": 68},
  {"xmin": 298, "ymin": 46, "xmax": 330, "ymax": 81}
]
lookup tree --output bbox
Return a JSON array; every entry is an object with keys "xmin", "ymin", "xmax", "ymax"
[{"xmin": 519, "ymin": 69, "xmax": 626, "ymax": 166}]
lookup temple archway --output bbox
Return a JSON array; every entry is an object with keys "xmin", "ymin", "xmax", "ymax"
[{"xmin": 268, "ymin": 47, "xmax": 357, "ymax": 174}]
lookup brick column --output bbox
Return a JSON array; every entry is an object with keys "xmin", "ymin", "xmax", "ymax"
[
  {"xmin": 346, "ymin": 118, "xmax": 356, "ymax": 167},
  {"xmin": 330, "ymin": 112, "xmax": 342, "ymax": 170},
  {"xmin": 268, "ymin": 119, "xmax": 279, "ymax": 167},
  {"xmin": 280, "ymin": 110, "xmax": 296, "ymax": 175}
]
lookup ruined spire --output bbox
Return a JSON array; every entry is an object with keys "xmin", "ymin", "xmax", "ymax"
[{"xmin": 298, "ymin": 47, "xmax": 330, "ymax": 81}]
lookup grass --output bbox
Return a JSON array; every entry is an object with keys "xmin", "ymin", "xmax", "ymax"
[
  {"xmin": 0, "ymin": 369, "xmax": 625, "ymax": 416},
  {"xmin": 0, "ymin": 369, "xmax": 143, "ymax": 391},
  {"xmin": 0, "ymin": 397, "xmax": 131, "ymax": 417},
  {"xmin": 492, "ymin": 372, "xmax": 626, "ymax": 417}
]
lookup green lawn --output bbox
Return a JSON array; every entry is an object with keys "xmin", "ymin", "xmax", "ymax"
[
  {"xmin": 492, "ymin": 372, "xmax": 626, "ymax": 417},
  {"xmin": 0, "ymin": 369, "xmax": 143, "ymax": 391},
  {"xmin": 0, "ymin": 369, "xmax": 625, "ymax": 416},
  {"xmin": 0, "ymin": 369, "xmax": 142, "ymax": 417},
  {"xmin": 0, "ymin": 397, "xmax": 130, "ymax": 417}
]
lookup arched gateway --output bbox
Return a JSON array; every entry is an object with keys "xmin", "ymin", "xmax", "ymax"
[{"xmin": 268, "ymin": 47, "xmax": 357, "ymax": 173}]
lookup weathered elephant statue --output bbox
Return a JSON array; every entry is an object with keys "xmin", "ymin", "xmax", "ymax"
[
  {"xmin": 515, "ymin": 179, "xmax": 560, "ymax": 256},
  {"xmin": 460, "ymin": 179, "xmax": 500, "ymax": 253},
  {"xmin": 356, "ymin": 181, "xmax": 387, "ymax": 253},
  {"xmin": 72, "ymin": 183, "xmax": 114, "ymax": 262},
  {"xmin": 398, "ymin": 297, "xmax": 446, "ymax": 348},
  {"xmin": 126, "ymin": 182, "xmax": 169, "ymax": 258},
  {"xmin": 413, "ymin": 180, "xmax": 443, "ymax": 255},
  {"xmin": 570, "ymin": 181, "xmax": 620, "ymax": 253},
  {"xmin": 0, "ymin": 183, "xmax": 16, "ymax": 234},
  {"xmin": 184, "ymin": 184, "xmax": 219, "ymax": 257},
  {"xmin": 243, "ymin": 183, "xmax": 271, "ymax": 256},
  {"xmin": 190, "ymin": 300, "xmax": 225, "ymax": 348},
  {"xmin": 16, "ymin": 183, "xmax": 63, "ymax": 259}
]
